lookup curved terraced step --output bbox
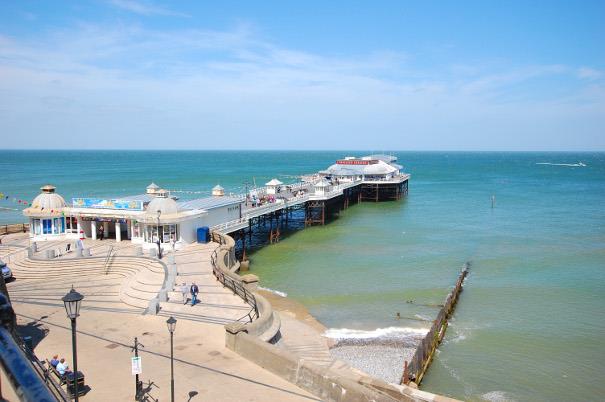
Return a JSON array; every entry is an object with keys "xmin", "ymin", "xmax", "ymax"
[{"xmin": 8, "ymin": 255, "xmax": 167, "ymax": 313}]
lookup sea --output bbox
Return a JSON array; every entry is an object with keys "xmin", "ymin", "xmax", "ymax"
[{"xmin": 1, "ymin": 150, "xmax": 604, "ymax": 401}]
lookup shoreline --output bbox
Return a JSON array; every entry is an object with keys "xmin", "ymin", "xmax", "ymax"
[{"xmin": 257, "ymin": 282, "xmax": 425, "ymax": 385}]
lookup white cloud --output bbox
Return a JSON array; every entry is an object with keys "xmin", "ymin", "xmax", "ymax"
[
  {"xmin": 0, "ymin": 24, "xmax": 603, "ymax": 150},
  {"xmin": 109, "ymin": 0, "xmax": 189, "ymax": 17},
  {"xmin": 577, "ymin": 67, "xmax": 602, "ymax": 80}
]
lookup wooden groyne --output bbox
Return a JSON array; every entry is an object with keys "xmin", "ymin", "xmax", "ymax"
[{"xmin": 402, "ymin": 262, "xmax": 470, "ymax": 386}]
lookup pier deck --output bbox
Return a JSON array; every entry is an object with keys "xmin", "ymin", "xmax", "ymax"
[{"xmin": 212, "ymin": 174, "xmax": 410, "ymax": 234}]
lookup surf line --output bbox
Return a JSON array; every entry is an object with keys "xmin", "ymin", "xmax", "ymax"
[{"xmin": 401, "ymin": 261, "xmax": 471, "ymax": 387}]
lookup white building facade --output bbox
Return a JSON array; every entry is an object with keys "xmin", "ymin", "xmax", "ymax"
[{"xmin": 23, "ymin": 183, "xmax": 243, "ymax": 249}]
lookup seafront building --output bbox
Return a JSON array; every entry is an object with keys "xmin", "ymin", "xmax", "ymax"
[{"xmin": 22, "ymin": 155, "xmax": 409, "ymax": 248}]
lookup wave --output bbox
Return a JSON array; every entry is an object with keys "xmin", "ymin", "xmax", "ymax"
[
  {"xmin": 482, "ymin": 391, "xmax": 517, "ymax": 402},
  {"xmin": 536, "ymin": 162, "xmax": 586, "ymax": 167},
  {"xmin": 323, "ymin": 326, "xmax": 428, "ymax": 340},
  {"xmin": 257, "ymin": 286, "xmax": 288, "ymax": 297}
]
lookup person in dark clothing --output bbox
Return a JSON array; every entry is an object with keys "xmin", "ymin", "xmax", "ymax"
[
  {"xmin": 98, "ymin": 225, "xmax": 104, "ymax": 240},
  {"xmin": 190, "ymin": 283, "xmax": 199, "ymax": 306}
]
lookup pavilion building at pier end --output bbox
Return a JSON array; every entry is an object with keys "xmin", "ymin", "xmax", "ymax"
[{"xmin": 23, "ymin": 183, "xmax": 243, "ymax": 249}]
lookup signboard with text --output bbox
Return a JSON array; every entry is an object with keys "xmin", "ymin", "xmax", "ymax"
[
  {"xmin": 131, "ymin": 357, "xmax": 142, "ymax": 375},
  {"xmin": 72, "ymin": 198, "xmax": 144, "ymax": 211}
]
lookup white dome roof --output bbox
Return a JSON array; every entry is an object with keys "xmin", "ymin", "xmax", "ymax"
[
  {"xmin": 146, "ymin": 193, "xmax": 178, "ymax": 215},
  {"xmin": 363, "ymin": 161, "xmax": 397, "ymax": 175},
  {"xmin": 31, "ymin": 185, "xmax": 66, "ymax": 210},
  {"xmin": 266, "ymin": 178, "xmax": 283, "ymax": 186}
]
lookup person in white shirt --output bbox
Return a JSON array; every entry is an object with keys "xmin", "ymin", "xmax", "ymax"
[
  {"xmin": 180, "ymin": 283, "xmax": 188, "ymax": 305},
  {"xmin": 56, "ymin": 358, "xmax": 70, "ymax": 376}
]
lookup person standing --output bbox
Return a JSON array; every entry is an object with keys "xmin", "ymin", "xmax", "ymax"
[
  {"xmin": 190, "ymin": 282, "xmax": 199, "ymax": 306},
  {"xmin": 180, "ymin": 282, "xmax": 188, "ymax": 305}
]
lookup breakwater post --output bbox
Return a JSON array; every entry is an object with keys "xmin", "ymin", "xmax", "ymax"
[{"xmin": 402, "ymin": 262, "xmax": 470, "ymax": 386}]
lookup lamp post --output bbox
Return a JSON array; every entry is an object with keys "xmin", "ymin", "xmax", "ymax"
[
  {"xmin": 166, "ymin": 316, "xmax": 177, "ymax": 402},
  {"xmin": 62, "ymin": 287, "xmax": 84, "ymax": 402},
  {"xmin": 156, "ymin": 210, "xmax": 162, "ymax": 259}
]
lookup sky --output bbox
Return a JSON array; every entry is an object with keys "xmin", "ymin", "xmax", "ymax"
[{"xmin": 0, "ymin": 0, "xmax": 604, "ymax": 151}]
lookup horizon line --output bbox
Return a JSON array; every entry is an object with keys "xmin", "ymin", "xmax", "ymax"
[{"xmin": 0, "ymin": 148, "xmax": 603, "ymax": 153}]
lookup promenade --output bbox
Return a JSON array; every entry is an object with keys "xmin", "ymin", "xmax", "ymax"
[{"xmin": 1, "ymin": 233, "xmax": 317, "ymax": 401}]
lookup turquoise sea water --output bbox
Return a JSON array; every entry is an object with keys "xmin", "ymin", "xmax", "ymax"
[{"xmin": 2, "ymin": 150, "xmax": 604, "ymax": 401}]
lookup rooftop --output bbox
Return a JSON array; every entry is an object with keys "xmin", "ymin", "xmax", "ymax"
[{"xmin": 177, "ymin": 196, "xmax": 242, "ymax": 212}]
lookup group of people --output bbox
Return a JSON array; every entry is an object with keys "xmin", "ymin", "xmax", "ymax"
[
  {"xmin": 179, "ymin": 282, "xmax": 199, "ymax": 306},
  {"xmin": 49, "ymin": 355, "xmax": 71, "ymax": 377}
]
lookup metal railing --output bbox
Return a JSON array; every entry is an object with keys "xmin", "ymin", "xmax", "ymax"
[
  {"xmin": 210, "ymin": 248, "xmax": 259, "ymax": 322},
  {"xmin": 103, "ymin": 245, "xmax": 114, "ymax": 275},
  {"xmin": 0, "ymin": 293, "xmax": 68, "ymax": 402}
]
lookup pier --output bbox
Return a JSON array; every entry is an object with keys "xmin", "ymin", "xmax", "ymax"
[
  {"xmin": 20, "ymin": 154, "xmax": 409, "ymax": 254},
  {"xmin": 211, "ymin": 169, "xmax": 409, "ymax": 256}
]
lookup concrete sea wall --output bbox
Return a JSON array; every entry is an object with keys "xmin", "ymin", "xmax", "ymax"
[{"xmin": 211, "ymin": 231, "xmax": 459, "ymax": 402}]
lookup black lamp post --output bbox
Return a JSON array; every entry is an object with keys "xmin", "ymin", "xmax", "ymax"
[
  {"xmin": 166, "ymin": 316, "xmax": 177, "ymax": 402},
  {"xmin": 62, "ymin": 287, "xmax": 84, "ymax": 401},
  {"xmin": 156, "ymin": 210, "xmax": 162, "ymax": 259}
]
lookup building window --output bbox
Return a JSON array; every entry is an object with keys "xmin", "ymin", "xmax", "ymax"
[
  {"xmin": 146, "ymin": 224, "xmax": 178, "ymax": 243},
  {"xmin": 52, "ymin": 218, "xmax": 65, "ymax": 234},
  {"xmin": 42, "ymin": 219, "xmax": 52, "ymax": 234},
  {"xmin": 33, "ymin": 219, "xmax": 41, "ymax": 235},
  {"xmin": 132, "ymin": 222, "xmax": 141, "ymax": 238},
  {"xmin": 66, "ymin": 217, "xmax": 77, "ymax": 232}
]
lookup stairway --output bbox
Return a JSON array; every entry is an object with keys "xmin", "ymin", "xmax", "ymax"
[{"xmin": 6, "ymin": 254, "xmax": 165, "ymax": 314}]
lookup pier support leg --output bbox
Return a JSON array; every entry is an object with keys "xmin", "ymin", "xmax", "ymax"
[{"xmin": 321, "ymin": 203, "xmax": 325, "ymax": 225}]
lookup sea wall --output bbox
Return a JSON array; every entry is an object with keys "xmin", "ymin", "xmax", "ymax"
[
  {"xmin": 212, "ymin": 231, "xmax": 459, "ymax": 402},
  {"xmin": 211, "ymin": 231, "xmax": 280, "ymax": 341}
]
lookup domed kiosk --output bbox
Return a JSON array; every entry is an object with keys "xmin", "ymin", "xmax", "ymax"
[{"xmin": 23, "ymin": 185, "xmax": 71, "ymax": 238}]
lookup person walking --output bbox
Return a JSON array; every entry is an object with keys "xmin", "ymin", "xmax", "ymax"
[
  {"xmin": 180, "ymin": 282, "xmax": 188, "ymax": 305},
  {"xmin": 190, "ymin": 282, "xmax": 199, "ymax": 306}
]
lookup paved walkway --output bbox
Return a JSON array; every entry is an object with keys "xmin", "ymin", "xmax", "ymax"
[
  {"xmin": 2, "ymin": 234, "xmax": 317, "ymax": 401},
  {"xmin": 160, "ymin": 242, "xmax": 253, "ymax": 325}
]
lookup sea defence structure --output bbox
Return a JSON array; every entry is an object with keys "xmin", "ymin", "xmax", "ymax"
[
  {"xmin": 210, "ymin": 231, "xmax": 458, "ymax": 402},
  {"xmin": 21, "ymin": 154, "xmax": 409, "ymax": 252},
  {"xmin": 402, "ymin": 263, "xmax": 470, "ymax": 387}
]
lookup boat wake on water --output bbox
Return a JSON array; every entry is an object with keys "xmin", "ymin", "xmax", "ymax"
[{"xmin": 536, "ymin": 162, "xmax": 586, "ymax": 167}]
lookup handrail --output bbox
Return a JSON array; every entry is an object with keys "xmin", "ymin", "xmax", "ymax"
[
  {"xmin": 0, "ymin": 293, "xmax": 66, "ymax": 402},
  {"xmin": 103, "ymin": 245, "xmax": 114, "ymax": 275},
  {"xmin": 210, "ymin": 247, "xmax": 259, "ymax": 322}
]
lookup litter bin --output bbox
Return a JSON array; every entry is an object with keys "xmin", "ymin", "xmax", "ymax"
[{"xmin": 197, "ymin": 227, "xmax": 209, "ymax": 243}]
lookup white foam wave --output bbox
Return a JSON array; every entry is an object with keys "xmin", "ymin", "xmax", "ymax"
[
  {"xmin": 482, "ymin": 390, "xmax": 517, "ymax": 402},
  {"xmin": 536, "ymin": 162, "xmax": 586, "ymax": 167},
  {"xmin": 257, "ymin": 286, "xmax": 287, "ymax": 297},
  {"xmin": 323, "ymin": 326, "xmax": 428, "ymax": 340}
]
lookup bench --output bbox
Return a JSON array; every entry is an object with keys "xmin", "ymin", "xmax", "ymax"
[
  {"xmin": 45, "ymin": 359, "xmax": 86, "ymax": 396},
  {"xmin": 45, "ymin": 359, "xmax": 66, "ymax": 385}
]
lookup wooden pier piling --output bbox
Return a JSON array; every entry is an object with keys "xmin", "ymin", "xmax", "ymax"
[{"xmin": 402, "ymin": 262, "xmax": 470, "ymax": 386}]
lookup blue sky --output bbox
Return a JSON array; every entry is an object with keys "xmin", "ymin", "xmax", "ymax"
[{"xmin": 0, "ymin": 0, "xmax": 603, "ymax": 150}]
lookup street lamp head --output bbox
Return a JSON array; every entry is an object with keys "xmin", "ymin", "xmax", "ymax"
[
  {"xmin": 166, "ymin": 316, "xmax": 177, "ymax": 333},
  {"xmin": 62, "ymin": 286, "xmax": 84, "ymax": 320}
]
